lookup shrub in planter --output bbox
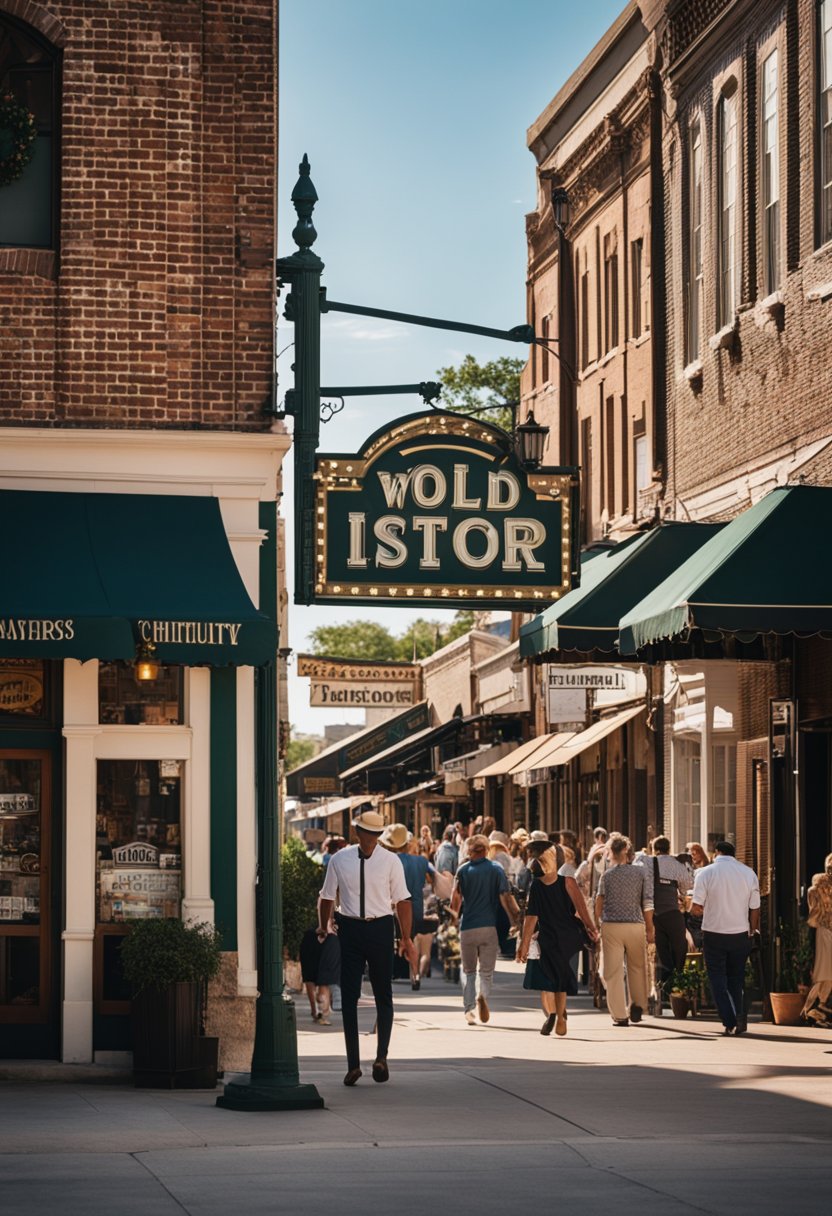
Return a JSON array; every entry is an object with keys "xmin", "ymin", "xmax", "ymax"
[
  {"xmin": 281, "ymin": 836, "xmax": 324, "ymax": 962},
  {"xmin": 770, "ymin": 921, "xmax": 813, "ymax": 1026},
  {"xmin": 120, "ymin": 918, "xmax": 223, "ymax": 1088},
  {"xmin": 668, "ymin": 962, "xmax": 706, "ymax": 1019}
]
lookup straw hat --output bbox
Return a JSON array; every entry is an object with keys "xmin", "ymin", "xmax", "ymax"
[
  {"xmin": 529, "ymin": 830, "xmax": 551, "ymax": 842},
  {"xmin": 352, "ymin": 808, "xmax": 386, "ymax": 834},
  {"xmin": 381, "ymin": 822, "xmax": 411, "ymax": 850},
  {"xmin": 488, "ymin": 830, "xmax": 510, "ymax": 851},
  {"xmin": 511, "ymin": 827, "xmax": 530, "ymax": 843}
]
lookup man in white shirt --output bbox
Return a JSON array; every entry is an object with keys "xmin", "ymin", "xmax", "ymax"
[
  {"xmin": 690, "ymin": 841, "xmax": 760, "ymax": 1035},
  {"xmin": 319, "ymin": 809, "xmax": 415, "ymax": 1086}
]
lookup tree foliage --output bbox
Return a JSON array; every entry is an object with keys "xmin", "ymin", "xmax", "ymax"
[
  {"xmin": 285, "ymin": 731, "xmax": 318, "ymax": 773},
  {"xmin": 307, "ymin": 610, "xmax": 477, "ymax": 663},
  {"xmin": 435, "ymin": 354, "xmax": 524, "ymax": 432}
]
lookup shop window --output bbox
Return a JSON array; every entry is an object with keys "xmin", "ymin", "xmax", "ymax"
[
  {"xmin": 1, "ymin": 752, "xmax": 49, "ymax": 1020},
  {"xmin": 96, "ymin": 759, "xmax": 182, "ymax": 924},
  {"xmin": 0, "ymin": 17, "xmax": 59, "ymax": 249},
  {"xmin": 674, "ymin": 736, "xmax": 702, "ymax": 849},
  {"xmin": 0, "ymin": 660, "xmax": 45, "ymax": 720},
  {"xmin": 718, "ymin": 85, "xmax": 740, "ymax": 325},
  {"xmin": 761, "ymin": 49, "xmax": 781, "ymax": 294},
  {"xmin": 709, "ymin": 741, "xmax": 737, "ymax": 851},
  {"xmin": 819, "ymin": 0, "xmax": 832, "ymax": 245},
  {"xmin": 98, "ymin": 661, "xmax": 184, "ymax": 725},
  {"xmin": 687, "ymin": 118, "xmax": 704, "ymax": 361}
]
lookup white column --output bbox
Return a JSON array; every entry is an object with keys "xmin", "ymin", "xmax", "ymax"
[
  {"xmin": 236, "ymin": 667, "xmax": 258, "ymax": 995},
  {"xmin": 61, "ymin": 660, "xmax": 99, "ymax": 1064},
  {"xmin": 182, "ymin": 667, "xmax": 214, "ymax": 926}
]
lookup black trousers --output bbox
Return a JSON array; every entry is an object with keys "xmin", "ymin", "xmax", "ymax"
[
  {"xmin": 703, "ymin": 930, "xmax": 750, "ymax": 1030},
  {"xmin": 654, "ymin": 909, "xmax": 688, "ymax": 991},
  {"xmin": 336, "ymin": 914, "xmax": 395, "ymax": 1071}
]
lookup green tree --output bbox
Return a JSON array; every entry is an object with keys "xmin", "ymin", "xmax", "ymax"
[
  {"xmin": 435, "ymin": 354, "xmax": 524, "ymax": 432},
  {"xmin": 307, "ymin": 619, "xmax": 398, "ymax": 661},
  {"xmin": 392, "ymin": 611, "xmax": 476, "ymax": 660},
  {"xmin": 285, "ymin": 730, "xmax": 319, "ymax": 772}
]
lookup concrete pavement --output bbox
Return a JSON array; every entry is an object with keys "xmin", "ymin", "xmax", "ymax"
[{"xmin": 2, "ymin": 959, "xmax": 831, "ymax": 1214}]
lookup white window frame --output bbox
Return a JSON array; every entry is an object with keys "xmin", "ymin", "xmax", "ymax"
[
  {"xmin": 761, "ymin": 48, "xmax": 781, "ymax": 294},
  {"xmin": 688, "ymin": 118, "xmax": 704, "ymax": 361},
  {"xmin": 718, "ymin": 86, "xmax": 740, "ymax": 325}
]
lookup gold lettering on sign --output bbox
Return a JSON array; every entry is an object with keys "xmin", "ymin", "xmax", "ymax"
[
  {"xmin": 0, "ymin": 619, "xmax": 74, "ymax": 641},
  {"xmin": 137, "ymin": 620, "xmax": 243, "ymax": 646}
]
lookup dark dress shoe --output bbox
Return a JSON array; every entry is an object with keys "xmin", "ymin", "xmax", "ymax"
[
  {"xmin": 372, "ymin": 1058, "xmax": 389, "ymax": 1083},
  {"xmin": 629, "ymin": 1004, "xmax": 643, "ymax": 1023},
  {"xmin": 735, "ymin": 1015, "xmax": 747, "ymax": 1034},
  {"xmin": 722, "ymin": 1027, "xmax": 735, "ymax": 1036},
  {"xmin": 411, "ymin": 979, "xmax": 421, "ymax": 991},
  {"xmin": 540, "ymin": 1013, "xmax": 557, "ymax": 1036},
  {"xmin": 343, "ymin": 1068, "xmax": 363, "ymax": 1086},
  {"xmin": 613, "ymin": 1018, "xmax": 630, "ymax": 1026}
]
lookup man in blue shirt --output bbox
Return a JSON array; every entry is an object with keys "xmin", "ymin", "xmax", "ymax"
[
  {"xmin": 434, "ymin": 825, "xmax": 459, "ymax": 876},
  {"xmin": 451, "ymin": 834, "xmax": 520, "ymax": 1024},
  {"xmin": 382, "ymin": 823, "xmax": 436, "ymax": 989}
]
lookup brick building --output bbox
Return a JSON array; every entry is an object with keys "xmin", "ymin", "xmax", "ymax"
[
  {"xmin": 518, "ymin": 1, "xmax": 832, "ymax": 934},
  {"xmin": 0, "ymin": 1, "xmax": 285, "ymax": 1067}
]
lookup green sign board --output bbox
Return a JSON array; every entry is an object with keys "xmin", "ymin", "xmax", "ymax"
[{"xmin": 313, "ymin": 411, "xmax": 579, "ymax": 611}]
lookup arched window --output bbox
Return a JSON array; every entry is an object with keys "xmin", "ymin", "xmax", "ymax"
[{"xmin": 0, "ymin": 15, "xmax": 59, "ymax": 249}]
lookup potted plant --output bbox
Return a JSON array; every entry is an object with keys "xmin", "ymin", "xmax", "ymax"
[
  {"xmin": 120, "ymin": 917, "xmax": 223, "ymax": 1088},
  {"xmin": 668, "ymin": 962, "xmax": 705, "ymax": 1019},
  {"xmin": 770, "ymin": 921, "xmax": 813, "ymax": 1026},
  {"xmin": 281, "ymin": 835, "xmax": 325, "ymax": 992}
]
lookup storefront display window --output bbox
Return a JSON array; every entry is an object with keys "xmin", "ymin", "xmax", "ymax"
[
  {"xmin": 96, "ymin": 760, "xmax": 182, "ymax": 923},
  {"xmin": 0, "ymin": 752, "xmax": 50, "ymax": 1018},
  {"xmin": 98, "ymin": 662, "xmax": 184, "ymax": 725},
  {"xmin": 0, "ymin": 661, "xmax": 46, "ymax": 720}
]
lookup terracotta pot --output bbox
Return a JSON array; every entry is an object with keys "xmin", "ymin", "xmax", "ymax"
[
  {"xmin": 670, "ymin": 993, "xmax": 691, "ymax": 1019},
  {"xmin": 770, "ymin": 992, "xmax": 805, "ymax": 1026}
]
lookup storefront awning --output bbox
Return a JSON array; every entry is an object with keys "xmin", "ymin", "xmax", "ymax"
[
  {"xmin": 382, "ymin": 780, "xmax": 443, "ymax": 804},
  {"xmin": 519, "ymin": 523, "xmax": 723, "ymax": 659},
  {"xmin": 440, "ymin": 742, "xmax": 513, "ymax": 780},
  {"xmin": 521, "ymin": 704, "xmax": 645, "ymax": 782},
  {"xmin": 339, "ymin": 717, "xmax": 461, "ymax": 781},
  {"xmin": 619, "ymin": 487, "xmax": 832, "ymax": 653},
  {"xmin": 473, "ymin": 734, "xmax": 561, "ymax": 782},
  {"xmin": 508, "ymin": 731, "xmax": 577, "ymax": 776},
  {"xmin": 0, "ymin": 490, "xmax": 275, "ymax": 664}
]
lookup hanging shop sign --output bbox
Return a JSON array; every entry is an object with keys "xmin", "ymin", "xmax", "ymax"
[
  {"xmin": 297, "ymin": 655, "xmax": 421, "ymax": 683},
  {"xmin": 547, "ymin": 664, "xmax": 646, "ymax": 713},
  {"xmin": 309, "ymin": 681, "xmax": 416, "ymax": 708},
  {"xmin": 313, "ymin": 412, "xmax": 578, "ymax": 610}
]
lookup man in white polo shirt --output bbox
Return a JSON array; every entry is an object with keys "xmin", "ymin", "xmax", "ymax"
[
  {"xmin": 319, "ymin": 809, "xmax": 415, "ymax": 1087},
  {"xmin": 690, "ymin": 841, "xmax": 760, "ymax": 1035}
]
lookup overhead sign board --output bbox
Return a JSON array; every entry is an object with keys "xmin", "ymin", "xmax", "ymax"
[
  {"xmin": 309, "ymin": 681, "xmax": 416, "ymax": 708},
  {"xmin": 547, "ymin": 664, "xmax": 646, "ymax": 712},
  {"xmin": 312, "ymin": 411, "xmax": 578, "ymax": 611},
  {"xmin": 297, "ymin": 655, "xmax": 420, "ymax": 683}
]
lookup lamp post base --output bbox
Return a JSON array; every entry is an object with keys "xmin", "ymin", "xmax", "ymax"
[{"xmin": 216, "ymin": 1076, "xmax": 324, "ymax": 1111}]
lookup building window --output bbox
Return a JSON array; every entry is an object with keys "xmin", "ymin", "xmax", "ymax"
[
  {"xmin": 674, "ymin": 736, "xmax": 702, "ymax": 850},
  {"xmin": 603, "ymin": 234, "xmax": 619, "ymax": 352},
  {"xmin": 580, "ymin": 258, "xmax": 590, "ymax": 370},
  {"xmin": 604, "ymin": 394, "xmax": 615, "ymax": 516},
  {"xmin": 98, "ymin": 662, "xmax": 184, "ymax": 726},
  {"xmin": 635, "ymin": 432, "xmax": 649, "ymax": 494},
  {"xmin": 541, "ymin": 314, "xmax": 550, "ymax": 383},
  {"xmin": 687, "ymin": 120, "xmax": 704, "ymax": 361},
  {"xmin": 0, "ymin": 18, "xmax": 59, "ymax": 249},
  {"xmin": 819, "ymin": 0, "xmax": 832, "ymax": 245},
  {"xmin": 718, "ymin": 86, "xmax": 739, "ymax": 325},
  {"xmin": 710, "ymin": 741, "xmax": 737, "ymax": 850},
  {"xmin": 580, "ymin": 416, "xmax": 592, "ymax": 541},
  {"xmin": 761, "ymin": 49, "xmax": 781, "ymax": 294},
  {"xmin": 630, "ymin": 238, "xmax": 644, "ymax": 340},
  {"xmin": 620, "ymin": 398, "xmax": 630, "ymax": 514}
]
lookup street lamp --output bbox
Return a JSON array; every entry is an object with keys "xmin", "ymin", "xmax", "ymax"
[
  {"xmin": 551, "ymin": 184, "xmax": 570, "ymax": 232},
  {"xmin": 514, "ymin": 411, "xmax": 550, "ymax": 470}
]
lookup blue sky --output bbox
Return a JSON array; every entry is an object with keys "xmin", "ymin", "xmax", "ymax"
[{"xmin": 279, "ymin": 0, "xmax": 625, "ymax": 735}]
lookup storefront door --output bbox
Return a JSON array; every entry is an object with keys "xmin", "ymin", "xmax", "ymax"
[{"xmin": 0, "ymin": 748, "xmax": 58, "ymax": 1056}]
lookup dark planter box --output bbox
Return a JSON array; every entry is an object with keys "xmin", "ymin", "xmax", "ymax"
[{"xmin": 132, "ymin": 981, "xmax": 217, "ymax": 1089}]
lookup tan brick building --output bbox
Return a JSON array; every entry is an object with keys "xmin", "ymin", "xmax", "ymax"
[{"xmin": 1, "ymin": 1, "xmax": 285, "ymax": 1067}]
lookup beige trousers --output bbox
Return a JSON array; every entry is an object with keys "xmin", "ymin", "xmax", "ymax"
[{"xmin": 600, "ymin": 921, "xmax": 649, "ymax": 1021}]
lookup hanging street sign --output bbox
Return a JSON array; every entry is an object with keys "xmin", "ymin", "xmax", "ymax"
[
  {"xmin": 312, "ymin": 411, "xmax": 579, "ymax": 611},
  {"xmin": 309, "ymin": 681, "xmax": 416, "ymax": 708}
]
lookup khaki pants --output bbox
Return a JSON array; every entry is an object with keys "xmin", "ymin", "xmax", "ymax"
[
  {"xmin": 600, "ymin": 921, "xmax": 648, "ymax": 1021},
  {"xmin": 460, "ymin": 926, "xmax": 498, "ymax": 1012}
]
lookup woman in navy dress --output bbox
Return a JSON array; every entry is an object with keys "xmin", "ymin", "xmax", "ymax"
[{"xmin": 517, "ymin": 843, "xmax": 597, "ymax": 1036}]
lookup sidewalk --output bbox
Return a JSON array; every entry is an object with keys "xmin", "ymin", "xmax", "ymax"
[{"xmin": 2, "ymin": 960, "xmax": 831, "ymax": 1215}]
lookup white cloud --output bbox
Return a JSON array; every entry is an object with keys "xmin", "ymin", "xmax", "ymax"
[{"xmin": 325, "ymin": 317, "xmax": 401, "ymax": 342}]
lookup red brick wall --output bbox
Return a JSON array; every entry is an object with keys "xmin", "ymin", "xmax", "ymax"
[
  {"xmin": 663, "ymin": 0, "xmax": 832, "ymax": 507},
  {"xmin": 0, "ymin": 0, "xmax": 278, "ymax": 430}
]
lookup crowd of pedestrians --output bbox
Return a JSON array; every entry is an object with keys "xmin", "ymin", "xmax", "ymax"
[{"xmin": 299, "ymin": 810, "xmax": 832, "ymax": 1084}]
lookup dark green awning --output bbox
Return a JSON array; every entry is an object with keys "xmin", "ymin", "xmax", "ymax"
[
  {"xmin": 519, "ymin": 523, "xmax": 723, "ymax": 659},
  {"xmin": 619, "ymin": 487, "xmax": 832, "ymax": 654},
  {"xmin": 0, "ymin": 490, "xmax": 275, "ymax": 665}
]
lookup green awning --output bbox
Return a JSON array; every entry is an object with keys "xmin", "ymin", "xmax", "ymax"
[
  {"xmin": 0, "ymin": 490, "xmax": 275, "ymax": 665},
  {"xmin": 519, "ymin": 523, "xmax": 723, "ymax": 659},
  {"xmin": 618, "ymin": 487, "xmax": 832, "ymax": 654}
]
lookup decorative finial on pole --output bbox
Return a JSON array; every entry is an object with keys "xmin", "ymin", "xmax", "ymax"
[{"xmin": 291, "ymin": 154, "xmax": 318, "ymax": 252}]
